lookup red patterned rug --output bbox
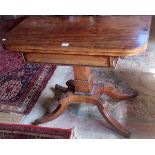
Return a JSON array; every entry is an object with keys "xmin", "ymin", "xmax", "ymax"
[
  {"xmin": 0, "ymin": 123, "xmax": 72, "ymax": 139},
  {"xmin": 0, "ymin": 48, "xmax": 24, "ymax": 75},
  {"xmin": 0, "ymin": 16, "xmax": 29, "ymax": 75},
  {"xmin": 0, "ymin": 63, "xmax": 56, "ymax": 114}
]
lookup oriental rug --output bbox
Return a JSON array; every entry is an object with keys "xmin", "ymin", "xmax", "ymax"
[
  {"xmin": 0, "ymin": 123, "xmax": 72, "ymax": 139},
  {"xmin": 0, "ymin": 48, "xmax": 24, "ymax": 75},
  {"xmin": 0, "ymin": 63, "xmax": 56, "ymax": 114}
]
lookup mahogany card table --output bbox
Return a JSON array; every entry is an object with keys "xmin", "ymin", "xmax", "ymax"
[{"xmin": 2, "ymin": 16, "xmax": 151, "ymax": 137}]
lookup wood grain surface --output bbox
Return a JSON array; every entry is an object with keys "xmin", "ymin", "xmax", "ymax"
[{"xmin": 2, "ymin": 16, "xmax": 151, "ymax": 57}]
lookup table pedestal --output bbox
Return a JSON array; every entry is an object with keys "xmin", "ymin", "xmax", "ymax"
[{"xmin": 32, "ymin": 66, "xmax": 138, "ymax": 138}]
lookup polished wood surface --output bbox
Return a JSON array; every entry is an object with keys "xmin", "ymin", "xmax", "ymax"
[
  {"xmin": 3, "ymin": 16, "xmax": 152, "ymax": 138},
  {"xmin": 3, "ymin": 16, "xmax": 151, "ymax": 57},
  {"xmin": 73, "ymin": 66, "xmax": 93, "ymax": 93},
  {"xmin": 24, "ymin": 53, "xmax": 111, "ymax": 67}
]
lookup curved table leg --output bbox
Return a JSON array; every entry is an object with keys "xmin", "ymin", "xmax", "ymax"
[
  {"xmin": 96, "ymin": 100, "xmax": 131, "ymax": 138},
  {"xmin": 60, "ymin": 95, "xmax": 131, "ymax": 138},
  {"xmin": 32, "ymin": 80, "xmax": 75, "ymax": 125},
  {"xmin": 101, "ymin": 83, "xmax": 138, "ymax": 100},
  {"xmin": 32, "ymin": 80, "xmax": 132, "ymax": 137},
  {"xmin": 32, "ymin": 103, "xmax": 68, "ymax": 125}
]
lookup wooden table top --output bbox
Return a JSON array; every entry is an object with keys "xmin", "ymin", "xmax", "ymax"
[{"xmin": 2, "ymin": 16, "xmax": 151, "ymax": 57}]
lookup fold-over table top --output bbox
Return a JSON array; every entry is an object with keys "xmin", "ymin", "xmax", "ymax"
[{"xmin": 3, "ymin": 16, "xmax": 151, "ymax": 57}]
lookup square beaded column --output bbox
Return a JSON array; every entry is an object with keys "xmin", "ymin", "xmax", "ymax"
[{"xmin": 73, "ymin": 66, "xmax": 94, "ymax": 93}]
